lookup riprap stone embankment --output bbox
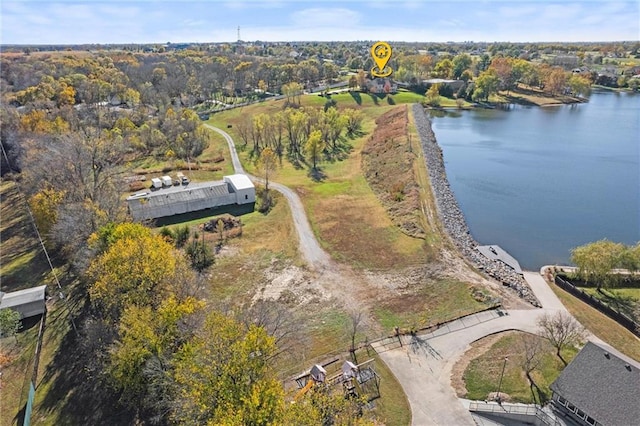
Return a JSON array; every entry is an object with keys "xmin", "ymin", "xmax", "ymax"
[{"xmin": 412, "ymin": 104, "xmax": 540, "ymax": 307}]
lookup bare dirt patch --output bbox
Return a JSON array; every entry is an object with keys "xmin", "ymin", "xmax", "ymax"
[{"xmin": 252, "ymin": 263, "xmax": 331, "ymax": 306}]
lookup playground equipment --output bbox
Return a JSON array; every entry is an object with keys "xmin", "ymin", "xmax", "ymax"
[{"xmin": 294, "ymin": 364, "xmax": 326, "ymax": 401}]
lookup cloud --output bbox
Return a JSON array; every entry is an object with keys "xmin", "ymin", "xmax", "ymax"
[
  {"xmin": 498, "ymin": 5, "xmax": 537, "ymax": 19},
  {"xmin": 290, "ymin": 7, "xmax": 362, "ymax": 27}
]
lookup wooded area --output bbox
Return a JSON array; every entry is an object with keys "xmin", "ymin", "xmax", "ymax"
[{"xmin": 1, "ymin": 40, "xmax": 639, "ymax": 424}]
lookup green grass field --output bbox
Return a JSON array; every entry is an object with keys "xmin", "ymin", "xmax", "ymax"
[
  {"xmin": 463, "ymin": 331, "xmax": 577, "ymax": 404},
  {"xmin": 551, "ymin": 284, "xmax": 640, "ymax": 362}
]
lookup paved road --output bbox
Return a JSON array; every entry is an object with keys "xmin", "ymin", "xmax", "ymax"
[
  {"xmin": 204, "ymin": 124, "xmax": 331, "ymax": 269},
  {"xmin": 372, "ymin": 270, "xmax": 604, "ymax": 426}
]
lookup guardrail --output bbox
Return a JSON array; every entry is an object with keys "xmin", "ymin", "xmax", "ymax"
[{"xmin": 468, "ymin": 401, "xmax": 560, "ymax": 426}]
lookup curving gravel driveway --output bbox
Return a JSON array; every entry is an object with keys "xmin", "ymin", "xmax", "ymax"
[{"xmin": 204, "ymin": 124, "xmax": 331, "ymax": 269}]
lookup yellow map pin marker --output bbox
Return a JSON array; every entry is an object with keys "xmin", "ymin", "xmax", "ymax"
[{"xmin": 371, "ymin": 41, "xmax": 393, "ymax": 78}]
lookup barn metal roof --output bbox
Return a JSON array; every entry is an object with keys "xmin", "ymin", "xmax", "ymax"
[
  {"xmin": 127, "ymin": 180, "xmax": 234, "ymax": 221},
  {"xmin": 225, "ymin": 174, "xmax": 254, "ymax": 191},
  {"xmin": 0, "ymin": 285, "xmax": 47, "ymax": 310}
]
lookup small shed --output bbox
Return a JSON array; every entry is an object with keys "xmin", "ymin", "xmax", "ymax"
[
  {"xmin": 0, "ymin": 285, "xmax": 47, "ymax": 319},
  {"xmin": 161, "ymin": 175, "xmax": 173, "ymax": 187},
  {"xmin": 224, "ymin": 174, "xmax": 256, "ymax": 204}
]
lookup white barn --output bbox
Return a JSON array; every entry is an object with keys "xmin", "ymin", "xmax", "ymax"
[
  {"xmin": 0, "ymin": 285, "xmax": 47, "ymax": 319},
  {"xmin": 224, "ymin": 174, "xmax": 256, "ymax": 204},
  {"xmin": 126, "ymin": 174, "xmax": 255, "ymax": 221}
]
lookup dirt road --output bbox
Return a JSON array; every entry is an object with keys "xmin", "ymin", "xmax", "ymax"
[{"xmin": 205, "ymin": 124, "xmax": 331, "ymax": 269}]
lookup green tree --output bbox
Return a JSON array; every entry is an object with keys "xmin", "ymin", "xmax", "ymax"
[
  {"xmin": 433, "ymin": 58, "xmax": 453, "ymax": 79},
  {"xmin": 171, "ymin": 312, "xmax": 284, "ymax": 425},
  {"xmin": 452, "ymin": 54, "xmax": 472, "ymax": 79},
  {"xmin": 0, "ymin": 309, "xmax": 21, "ymax": 340},
  {"xmin": 472, "ymin": 69, "xmax": 500, "ymax": 101},
  {"xmin": 570, "ymin": 239, "xmax": 626, "ymax": 288},
  {"xmin": 185, "ymin": 233, "xmax": 214, "ymax": 272},
  {"xmin": 568, "ymin": 74, "xmax": 591, "ymax": 97}
]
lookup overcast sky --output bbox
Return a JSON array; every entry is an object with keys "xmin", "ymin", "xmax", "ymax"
[{"xmin": 1, "ymin": 0, "xmax": 638, "ymax": 45}]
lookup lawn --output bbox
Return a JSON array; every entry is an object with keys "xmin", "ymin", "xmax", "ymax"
[
  {"xmin": 0, "ymin": 181, "xmax": 86, "ymax": 426},
  {"xmin": 0, "ymin": 181, "xmax": 52, "ymax": 292},
  {"xmin": 550, "ymin": 284, "xmax": 640, "ymax": 362},
  {"xmin": 462, "ymin": 331, "xmax": 577, "ymax": 404},
  {"xmin": 578, "ymin": 286, "xmax": 639, "ymax": 321}
]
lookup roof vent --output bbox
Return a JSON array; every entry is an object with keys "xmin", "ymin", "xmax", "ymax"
[
  {"xmin": 625, "ymin": 364, "xmax": 632, "ymax": 371},
  {"xmin": 604, "ymin": 352, "xmax": 610, "ymax": 359}
]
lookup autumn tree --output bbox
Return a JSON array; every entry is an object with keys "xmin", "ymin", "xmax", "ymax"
[
  {"xmin": 282, "ymin": 81, "xmax": 303, "ymax": 105},
  {"xmin": 108, "ymin": 296, "xmax": 203, "ymax": 408},
  {"xmin": 490, "ymin": 57, "xmax": 515, "ymax": 92},
  {"xmin": 28, "ymin": 187, "xmax": 66, "ymax": 239},
  {"xmin": 258, "ymin": 146, "xmax": 278, "ymax": 193},
  {"xmin": 544, "ymin": 67, "xmax": 568, "ymax": 95},
  {"xmin": 171, "ymin": 311, "xmax": 284, "ymax": 425},
  {"xmin": 537, "ymin": 311, "xmax": 585, "ymax": 365},
  {"xmin": 343, "ymin": 108, "xmax": 364, "ymax": 137},
  {"xmin": 305, "ymin": 130, "xmax": 325, "ymax": 171},
  {"xmin": 425, "ymin": 84, "xmax": 441, "ymax": 106},
  {"xmin": 88, "ymin": 223, "xmax": 183, "ymax": 320}
]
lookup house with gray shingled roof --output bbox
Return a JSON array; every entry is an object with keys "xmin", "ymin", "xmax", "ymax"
[{"xmin": 549, "ymin": 341, "xmax": 640, "ymax": 426}]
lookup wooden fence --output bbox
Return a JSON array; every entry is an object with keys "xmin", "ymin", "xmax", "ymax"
[{"xmin": 554, "ymin": 276, "xmax": 639, "ymax": 337}]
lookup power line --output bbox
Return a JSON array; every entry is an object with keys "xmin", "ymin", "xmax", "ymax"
[{"xmin": 0, "ymin": 139, "xmax": 78, "ymax": 335}]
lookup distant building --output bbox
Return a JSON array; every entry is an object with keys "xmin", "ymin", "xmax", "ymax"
[
  {"xmin": 366, "ymin": 78, "xmax": 397, "ymax": 94},
  {"xmin": 126, "ymin": 174, "xmax": 255, "ymax": 221},
  {"xmin": 423, "ymin": 78, "xmax": 465, "ymax": 92},
  {"xmin": 549, "ymin": 341, "xmax": 640, "ymax": 426},
  {"xmin": 0, "ymin": 285, "xmax": 47, "ymax": 319}
]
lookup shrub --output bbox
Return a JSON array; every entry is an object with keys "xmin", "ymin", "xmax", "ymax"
[{"xmin": 174, "ymin": 225, "xmax": 190, "ymax": 248}]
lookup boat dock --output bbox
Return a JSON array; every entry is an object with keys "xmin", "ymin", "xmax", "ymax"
[{"xmin": 477, "ymin": 245, "xmax": 523, "ymax": 274}]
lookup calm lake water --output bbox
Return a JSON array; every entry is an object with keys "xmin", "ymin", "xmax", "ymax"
[{"xmin": 430, "ymin": 90, "xmax": 639, "ymax": 270}]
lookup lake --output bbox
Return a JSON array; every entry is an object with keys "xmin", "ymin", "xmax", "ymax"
[{"xmin": 430, "ymin": 90, "xmax": 639, "ymax": 270}]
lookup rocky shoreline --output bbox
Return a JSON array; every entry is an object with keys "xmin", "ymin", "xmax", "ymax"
[{"xmin": 412, "ymin": 104, "xmax": 540, "ymax": 307}]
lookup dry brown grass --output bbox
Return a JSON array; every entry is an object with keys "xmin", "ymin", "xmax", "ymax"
[{"xmin": 362, "ymin": 105, "xmax": 425, "ymax": 239}]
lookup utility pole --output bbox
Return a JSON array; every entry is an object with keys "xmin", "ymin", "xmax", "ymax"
[
  {"xmin": 237, "ymin": 26, "xmax": 241, "ymax": 43},
  {"xmin": 496, "ymin": 356, "xmax": 508, "ymax": 404}
]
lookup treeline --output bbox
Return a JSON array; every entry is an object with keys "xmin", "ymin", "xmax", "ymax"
[
  {"xmin": 236, "ymin": 102, "xmax": 364, "ymax": 169},
  {"xmin": 76, "ymin": 222, "xmax": 368, "ymax": 424}
]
